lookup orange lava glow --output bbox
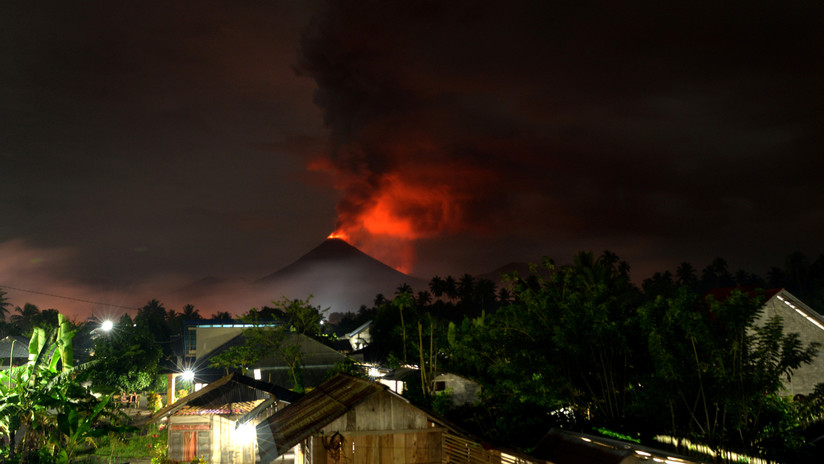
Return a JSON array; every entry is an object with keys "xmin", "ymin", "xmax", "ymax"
[
  {"xmin": 326, "ymin": 171, "xmax": 469, "ymax": 273},
  {"xmin": 314, "ymin": 136, "xmax": 492, "ymax": 274},
  {"xmin": 326, "ymin": 230, "xmax": 350, "ymax": 242}
]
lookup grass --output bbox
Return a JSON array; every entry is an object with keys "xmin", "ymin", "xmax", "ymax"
[{"xmin": 90, "ymin": 428, "xmax": 167, "ymax": 461}]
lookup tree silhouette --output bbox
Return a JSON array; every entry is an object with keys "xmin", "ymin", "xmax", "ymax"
[
  {"xmin": 700, "ymin": 257, "xmax": 735, "ymax": 291},
  {"xmin": 136, "ymin": 299, "xmax": 173, "ymax": 356},
  {"xmin": 457, "ymin": 274, "xmax": 475, "ymax": 303},
  {"xmin": 415, "ymin": 291, "xmax": 432, "ymax": 306},
  {"xmin": 394, "ymin": 284, "xmax": 414, "ymax": 364},
  {"xmin": 181, "ymin": 304, "xmax": 202, "ymax": 320},
  {"xmin": 428, "ymin": 276, "xmax": 446, "ymax": 299},
  {"xmin": 10, "ymin": 303, "xmax": 41, "ymax": 336},
  {"xmin": 675, "ymin": 262, "xmax": 698, "ymax": 290},
  {"xmin": 0, "ymin": 288, "xmax": 11, "ymax": 321},
  {"xmin": 443, "ymin": 276, "xmax": 458, "ymax": 301},
  {"xmin": 210, "ymin": 311, "xmax": 233, "ymax": 321}
]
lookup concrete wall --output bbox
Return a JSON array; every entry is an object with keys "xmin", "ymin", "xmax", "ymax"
[
  {"xmin": 195, "ymin": 326, "xmax": 244, "ymax": 359},
  {"xmin": 757, "ymin": 291, "xmax": 824, "ymax": 396},
  {"xmin": 434, "ymin": 373, "xmax": 481, "ymax": 406}
]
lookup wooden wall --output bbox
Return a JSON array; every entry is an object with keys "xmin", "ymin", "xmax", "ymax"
[
  {"xmin": 168, "ymin": 414, "xmax": 259, "ymax": 464},
  {"xmin": 299, "ymin": 390, "xmax": 445, "ymax": 464},
  {"xmin": 322, "ymin": 390, "xmax": 428, "ymax": 433},
  {"xmin": 168, "ymin": 416, "xmax": 212, "ymax": 462},
  {"xmin": 307, "ymin": 430, "xmax": 443, "ymax": 464}
]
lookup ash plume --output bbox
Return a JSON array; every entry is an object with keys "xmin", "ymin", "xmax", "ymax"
[{"xmin": 297, "ymin": 0, "xmax": 824, "ymax": 273}]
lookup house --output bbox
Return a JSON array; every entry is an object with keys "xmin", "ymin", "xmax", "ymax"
[
  {"xmin": 182, "ymin": 319, "xmax": 280, "ymax": 362},
  {"xmin": 531, "ymin": 429, "xmax": 704, "ymax": 464},
  {"xmin": 0, "ymin": 335, "xmax": 29, "ymax": 370},
  {"xmin": 254, "ymin": 374, "xmax": 703, "ymax": 464},
  {"xmin": 375, "ymin": 366, "xmax": 417, "ymax": 394},
  {"xmin": 376, "ymin": 368, "xmax": 481, "ymax": 407},
  {"xmin": 344, "ymin": 320, "xmax": 373, "ymax": 351},
  {"xmin": 198, "ymin": 331, "xmax": 349, "ymax": 388},
  {"xmin": 754, "ymin": 288, "xmax": 824, "ymax": 395},
  {"xmin": 142, "ymin": 372, "xmax": 300, "ymax": 464},
  {"xmin": 256, "ymin": 374, "xmax": 463, "ymax": 464},
  {"xmin": 707, "ymin": 287, "xmax": 824, "ymax": 396},
  {"xmin": 181, "ymin": 319, "xmax": 349, "ymax": 389},
  {"xmin": 432, "ymin": 372, "xmax": 481, "ymax": 406}
]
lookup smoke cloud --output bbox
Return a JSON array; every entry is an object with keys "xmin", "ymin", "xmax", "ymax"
[{"xmin": 298, "ymin": 0, "xmax": 824, "ymax": 274}]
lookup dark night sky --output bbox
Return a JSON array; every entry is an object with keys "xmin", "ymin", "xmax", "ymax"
[{"xmin": 2, "ymin": 0, "xmax": 823, "ymax": 318}]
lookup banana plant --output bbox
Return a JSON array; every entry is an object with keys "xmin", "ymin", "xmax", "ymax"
[
  {"xmin": 55, "ymin": 395, "xmax": 111, "ymax": 464},
  {"xmin": 0, "ymin": 313, "xmax": 125, "ymax": 462}
]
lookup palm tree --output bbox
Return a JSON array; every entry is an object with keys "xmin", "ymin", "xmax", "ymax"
[
  {"xmin": 10, "ymin": 303, "xmax": 41, "ymax": 336},
  {"xmin": 676, "ymin": 262, "xmax": 698, "ymax": 289},
  {"xmin": 444, "ymin": 276, "xmax": 458, "ymax": 302},
  {"xmin": 0, "ymin": 288, "xmax": 11, "ymax": 321},
  {"xmin": 457, "ymin": 274, "xmax": 476, "ymax": 304},
  {"xmin": 181, "ymin": 304, "xmax": 202, "ymax": 320},
  {"xmin": 415, "ymin": 291, "xmax": 432, "ymax": 307},
  {"xmin": 210, "ymin": 311, "xmax": 233, "ymax": 321},
  {"xmin": 394, "ymin": 284, "xmax": 415, "ymax": 364},
  {"xmin": 429, "ymin": 276, "xmax": 445, "ymax": 299}
]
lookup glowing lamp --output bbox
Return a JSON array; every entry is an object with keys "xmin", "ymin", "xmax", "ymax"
[
  {"xmin": 181, "ymin": 369, "xmax": 195, "ymax": 382},
  {"xmin": 235, "ymin": 421, "xmax": 256, "ymax": 445},
  {"xmin": 101, "ymin": 320, "xmax": 114, "ymax": 332}
]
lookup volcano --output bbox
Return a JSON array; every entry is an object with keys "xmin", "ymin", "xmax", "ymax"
[{"xmin": 254, "ymin": 238, "xmax": 425, "ymax": 313}]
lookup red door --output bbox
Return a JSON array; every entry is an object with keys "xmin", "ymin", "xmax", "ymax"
[{"xmin": 183, "ymin": 431, "xmax": 197, "ymax": 461}]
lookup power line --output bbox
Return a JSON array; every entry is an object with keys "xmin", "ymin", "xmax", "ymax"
[{"xmin": 0, "ymin": 284, "xmax": 140, "ymax": 311}]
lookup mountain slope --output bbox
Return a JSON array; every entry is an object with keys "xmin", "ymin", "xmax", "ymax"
[{"xmin": 255, "ymin": 239, "xmax": 425, "ymax": 312}]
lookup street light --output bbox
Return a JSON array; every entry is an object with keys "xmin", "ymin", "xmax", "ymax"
[
  {"xmin": 168, "ymin": 368, "xmax": 196, "ymax": 404},
  {"xmin": 100, "ymin": 320, "xmax": 114, "ymax": 332}
]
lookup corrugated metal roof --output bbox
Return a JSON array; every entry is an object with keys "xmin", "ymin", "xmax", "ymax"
[
  {"xmin": 532, "ymin": 429, "xmax": 705, "ymax": 464},
  {"xmin": 139, "ymin": 372, "xmax": 299, "ymax": 427},
  {"xmin": 257, "ymin": 374, "xmax": 385, "ymax": 456},
  {"xmin": 176, "ymin": 399, "xmax": 265, "ymax": 416},
  {"xmin": 0, "ymin": 336, "xmax": 30, "ymax": 359}
]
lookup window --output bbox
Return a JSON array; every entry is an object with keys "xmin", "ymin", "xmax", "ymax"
[{"xmin": 183, "ymin": 328, "xmax": 197, "ymax": 357}]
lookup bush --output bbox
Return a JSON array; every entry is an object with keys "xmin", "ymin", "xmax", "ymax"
[{"xmin": 93, "ymin": 429, "xmax": 166, "ymax": 460}]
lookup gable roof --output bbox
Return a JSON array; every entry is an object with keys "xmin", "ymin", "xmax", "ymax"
[
  {"xmin": 139, "ymin": 373, "xmax": 299, "ymax": 427},
  {"xmin": 176, "ymin": 399, "xmax": 265, "ymax": 416},
  {"xmin": 256, "ymin": 374, "xmax": 456, "ymax": 458},
  {"xmin": 256, "ymin": 374, "xmax": 384, "ymax": 456},
  {"xmin": 345, "ymin": 320, "xmax": 372, "ymax": 338},
  {"xmin": 704, "ymin": 287, "xmax": 824, "ymax": 330},
  {"xmin": 0, "ymin": 336, "xmax": 30, "ymax": 360},
  {"xmin": 532, "ymin": 429, "xmax": 704, "ymax": 464}
]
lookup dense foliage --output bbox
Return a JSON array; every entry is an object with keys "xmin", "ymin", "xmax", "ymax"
[
  {"xmin": 2, "ymin": 249, "xmax": 824, "ymax": 462},
  {"xmin": 86, "ymin": 314, "xmax": 164, "ymax": 394},
  {"xmin": 209, "ymin": 296, "xmax": 328, "ymax": 393},
  {"xmin": 333, "ymin": 251, "xmax": 824, "ymax": 462},
  {"xmin": 0, "ymin": 314, "xmax": 131, "ymax": 463}
]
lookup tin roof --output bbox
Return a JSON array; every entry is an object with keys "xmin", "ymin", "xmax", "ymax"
[
  {"xmin": 140, "ymin": 372, "xmax": 299, "ymax": 426},
  {"xmin": 0, "ymin": 336, "xmax": 30, "ymax": 360},
  {"xmin": 175, "ymin": 399, "xmax": 265, "ymax": 416},
  {"xmin": 532, "ymin": 429, "xmax": 705, "ymax": 464},
  {"xmin": 259, "ymin": 374, "xmax": 382, "ymax": 452},
  {"xmin": 257, "ymin": 374, "xmax": 407, "ymax": 457}
]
